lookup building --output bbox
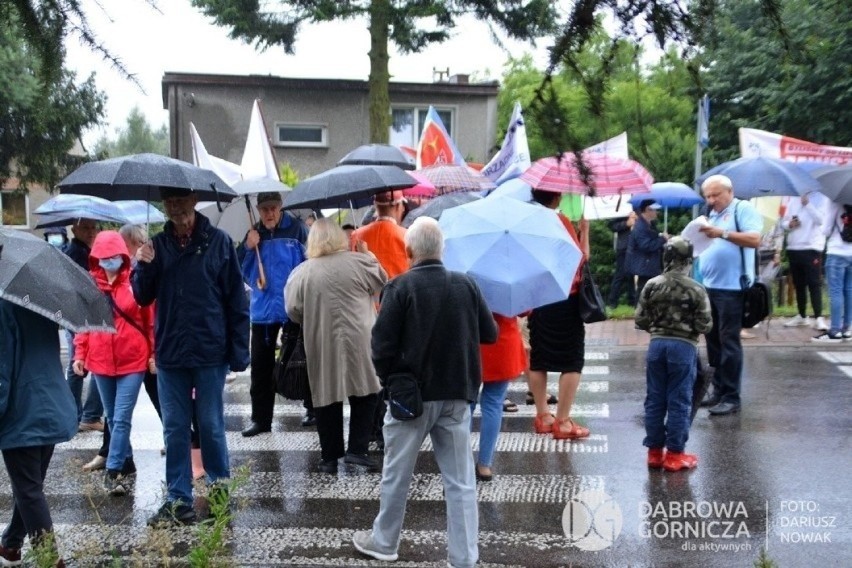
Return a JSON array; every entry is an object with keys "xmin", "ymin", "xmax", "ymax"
[{"xmin": 161, "ymin": 72, "xmax": 499, "ymax": 178}]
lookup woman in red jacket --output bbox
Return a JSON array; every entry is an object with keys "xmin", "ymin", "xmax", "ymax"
[{"xmin": 73, "ymin": 231, "xmax": 154, "ymax": 496}]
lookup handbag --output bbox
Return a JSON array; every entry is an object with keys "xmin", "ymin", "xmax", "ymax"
[
  {"xmin": 274, "ymin": 321, "xmax": 310, "ymax": 401},
  {"xmin": 578, "ymin": 263, "xmax": 608, "ymax": 324},
  {"xmin": 734, "ymin": 203, "xmax": 772, "ymax": 329}
]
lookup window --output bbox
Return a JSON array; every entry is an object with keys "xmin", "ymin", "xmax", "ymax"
[
  {"xmin": 0, "ymin": 191, "xmax": 29, "ymax": 228},
  {"xmin": 389, "ymin": 107, "xmax": 454, "ymax": 147},
  {"xmin": 275, "ymin": 123, "xmax": 328, "ymax": 148}
]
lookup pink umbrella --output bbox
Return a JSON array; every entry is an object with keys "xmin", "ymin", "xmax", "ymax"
[
  {"xmin": 520, "ymin": 153, "xmax": 653, "ymax": 196},
  {"xmin": 404, "ymin": 171, "xmax": 437, "ymax": 198}
]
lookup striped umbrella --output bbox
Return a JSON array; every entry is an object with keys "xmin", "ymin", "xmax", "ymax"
[
  {"xmin": 520, "ymin": 153, "xmax": 653, "ymax": 196},
  {"xmin": 415, "ymin": 164, "xmax": 496, "ymax": 195}
]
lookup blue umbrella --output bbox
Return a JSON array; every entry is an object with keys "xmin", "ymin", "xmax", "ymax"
[
  {"xmin": 439, "ymin": 195, "xmax": 583, "ymax": 317},
  {"xmin": 696, "ymin": 157, "xmax": 822, "ymax": 198},
  {"xmin": 34, "ymin": 194, "xmax": 165, "ymax": 228},
  {"xmin": 629, "ymin": 182, "xmax": 704, "ymax": 208},
  {"xmin": 487, "ymin": 178, "xmax": 532, "ymax": 202}
]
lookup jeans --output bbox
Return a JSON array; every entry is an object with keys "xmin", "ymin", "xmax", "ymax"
[
  {"xmin": 372, "ymin": 400, "xmax": 478, "ymax": 568},
  {"xmin": 1, "ymin": 445, "xmax": 55, "ymax": 549},
  {"xmin": 158, "ymin": 365, "xmax": 229, "ymax": 504},
  {"xmin": 787, "ymin": 249, "xmax": 823, "ymax": 318},
  {"xmin": 825, "ymin": 254, "xmax": 852, "ymax": 334},
  {"xmin": 607, "ymin": 250, "xmax": 636, "ymax": 307},
  {"xmin": 706, "ymin": 289, "xmax": 744, "ymax": 406},
  {"xmin": 94, "ymin": 372, "xmax": 144, "ymax": 472},
  {"xmin": 314, "ymin": 393, "xmax": 379, "ymax": 462},
  {"xmin": 249, "ymin": 323, "xmax": 282, "ymax": 428},
  {"xmin": 471, "ymin": 381, "xmax": 510, "ymax": 468},
  {"xmin": 65, "ymin": 330, "xmax": 104, "ymax": 423},
  {"xmin": 643, "ymin": 339, "xmax": 696, "ymax": 453}
]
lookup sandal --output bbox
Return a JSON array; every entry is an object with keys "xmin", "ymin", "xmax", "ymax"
[
  {"xmin": 533, "ymin": 412, "xmax": 555, "ymax": 434},
  {"xmin": 503, "ymin": 399, "xmax": 519, "ymax": 413},
  {"xmin": 552, "ymin": 418, "xmax": 590, "ymax": 440},
  {"xmin": 526, "ymin": 391, "xmax": 558, "ymax": 405}
]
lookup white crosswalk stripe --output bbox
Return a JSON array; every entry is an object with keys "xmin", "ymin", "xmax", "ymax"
[{"xmin": 219, "ymin": 402, "xmax": 609, "ymax": 419}]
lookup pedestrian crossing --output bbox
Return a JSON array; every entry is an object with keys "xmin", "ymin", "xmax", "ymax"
[{"xmin": 816, "ymin": 351, "xmax": 852, "ymax": 377}]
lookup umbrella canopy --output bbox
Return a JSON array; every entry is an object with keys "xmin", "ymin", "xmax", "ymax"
[
  {"xmin": 58, "ymin": 153, "xmax": 236, "ymax": 201},
  {"xmin": 696, "ymin": 157, "xmax": 822, "ymax": 198},
  {"xmin": 283, "ymin": 165, "xmax": 416, "ymax": 210},
  {"xmin": 416, "ymin": 164, "xmax": 497, "ymax": 195},
  {"xmin": 403, "ymin": 171, "xmax": 438, "ymax": 198},
  {"xmin": 0, "ymin": 229, "xmax": 115, "ymax": 333},
  {"xmin": 520, "ymin": 153, "xmax": 654, "ymax": 196},
  {"xmin": 196, "ymin": 198, "xmax": 259, "ymax": 242},
  {"xmin": 812, "ymin": 165, "xmax": 852, "ymax": 203},
  {"xmin": 34, "ymin": 194, "xmax": 165, "ymax": 228},
  {"xmin": 439, "ymin": 196, "xmax": 583, "ymax": 317},
  {"xmin": 338, "ymin": 144, "xmax": 415, "ymax": 170},
  {"xmin": 488, "ymin": 178, "xmax": 532, "ymax": 202},
  {"xmin": 401, "ymin": 192, "xmax": 482, "ymax": 228},
  {"xmin": 231, "ymin": 178, "xmax": 292, "ymax": 196},
  {"xmin": 628, "ymin": 182, "xmax": 704, "ymax": 208}
]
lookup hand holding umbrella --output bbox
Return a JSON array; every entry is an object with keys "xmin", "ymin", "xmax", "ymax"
[{"xmin": 243, "ymin": 228, "xmax": 267, "ymax": 290}]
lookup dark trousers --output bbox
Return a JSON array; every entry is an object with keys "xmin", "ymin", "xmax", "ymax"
[
  {"xmin": 706, "ymin": 289, "xmax": 744, "ymax": 406},
  {"xmin": 314, "ymin": 393, "xmax": 379, "ymax": 462},
  {"xmin": 607, "ymin": 250, "xmax": 636, "ymax": 307},
  {"xmin": 250, "ymin": 323, "xmax": 282, "ymax": 427},
  {"xmin": 98, "ymin": 370, "xmax": 162, "ymax": 458},
  {"xmin": 635, "ymin": 276, "xmax": 652, "ymax": 305},
  {"xmin": 788, "ymin": 249, "xmax": 823, "ymax": 318},
  {"xmin": 1, "ymin": 445, "xmax": 55, "ymax": 549}
]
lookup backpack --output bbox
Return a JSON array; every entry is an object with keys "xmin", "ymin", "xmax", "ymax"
[{"xmin": 840, "ymin": 205, "xmax": 852, "ymax": 243}]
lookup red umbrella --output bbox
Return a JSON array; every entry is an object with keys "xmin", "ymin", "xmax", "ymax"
[{"xmin": 520, "ymin": 153, "xmax": 653, "ymax": 196}]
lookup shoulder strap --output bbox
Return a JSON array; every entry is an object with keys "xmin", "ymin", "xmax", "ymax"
[
  {"xmin": 105, "ymin": 292, "xmax": 151, "ymax": 350},
  {"xmin": 732, "ymin": 202, "xmax": 750, "ymax": 290}
]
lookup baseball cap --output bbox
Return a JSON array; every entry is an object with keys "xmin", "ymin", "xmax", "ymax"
[
  {"xmin": 256, "ymin": 191, "xmax": 282, "ymax": 206},
  {"xmin": 639, "ymin": 199, "xmax": 662, "ymax": 212},
  {"xmin": 374, "ymin": 190, "xmax": 405, "ymax": 205}
]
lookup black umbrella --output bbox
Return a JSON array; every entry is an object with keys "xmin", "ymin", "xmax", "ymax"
[
  {"xmin": 337, "ymin": 144, "xmax": 415, "ymax": 170},
  {"xmin": 283, "ymin": 165, "xmax": 417, "ymax": 210},
  {"xmin": 0, "ymin": 229, "xmax": 114, "ymax": 333},
  {"xmin": 58, "ymin": 153, "xmax": 236, "ymax": 202},
  {"xmin": 812, "ymin": 165, "xmax": 852, "ymax": 203},
  {"xmin": 401, "ymin": 191, "xmax": 483, "ymax": 228}
]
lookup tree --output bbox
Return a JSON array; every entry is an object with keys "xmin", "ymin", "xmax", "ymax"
[
  {"xmin": 191, "ymin": 0, "xmax": 557, "ymax": 143},
  {"xmin": 0, "ymin": 5, "xmax": 105, "ymax": 190},
  {"xmin": 93, "ymin": 107, "xmax": 169, "ymax": 157}
]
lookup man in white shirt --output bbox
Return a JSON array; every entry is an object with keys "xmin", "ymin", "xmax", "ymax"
[{"xmin": 781, "ymin": 192, "xmax": 828, "ymax": 331}]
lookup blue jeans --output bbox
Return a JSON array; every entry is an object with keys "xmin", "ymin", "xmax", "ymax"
[
  {"xmin": 706, "ymin": 289, "xmax": 744, "ymax": 406},
  {"xmin": 94, "ymin": 372, "xmax": 144, "ymax": 472},
  {"xmin": 825, "ymin": 254, "xmax": 852, "ymax": 334},
  {"xmin": 643, "ymin": 339, "xmax": 696, "ymax": 453},
  {"xmin": 470, "ymin": 381, "xmax": 510, "ymax": 468},
  {"xmin": 65, "ymin": 330, "xmax": 104, "ymax": 423},
  {"xmin": 158, "ymin": 365, "xmax": 229, "ymax": 504}
]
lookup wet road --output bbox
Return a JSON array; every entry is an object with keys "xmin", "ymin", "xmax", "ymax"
[{"xmin": 1, "ymin": 342, "xmax": 850, "ymax": 567}]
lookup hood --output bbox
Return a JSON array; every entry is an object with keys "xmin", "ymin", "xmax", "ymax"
[
  {"xmin": 88, "ymin": 230, "xmax": 131, "ymax": 273},
  {"xmin": 663, "ymin": 254, "xmax": 692, "ymax": 275}
]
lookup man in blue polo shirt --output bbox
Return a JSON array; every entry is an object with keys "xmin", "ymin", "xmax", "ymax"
[{"xmin": 697, "ymin": 175, "xmax": 763, "ymax": 416}]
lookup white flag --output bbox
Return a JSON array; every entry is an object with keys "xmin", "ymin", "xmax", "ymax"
[
  {"xmin": 190, "ymin": 123, "xmax": 243, "ymax": 186},
  {"xmin": 241, "ymin": 99, "xmax": 280, "ymax": 181},
  {"xmin": 580, "ymin": 133, "xmax": 633, "ymax": 219},
  {"xmin": 584, "ymin": 132, "xmax": 628, "ymax": 159},
  {"xmin": 481, "ymin": 102, "xmax": 531, "ymax": 184}
]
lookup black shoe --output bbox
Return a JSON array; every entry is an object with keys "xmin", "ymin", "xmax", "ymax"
[
  {"xmin": 103, "ymin": 470, "xmax": 127, "ymax": 496},
  {"xmin": 121, "ymin": 456, "xmax": 137, "ymax": 476},
  {"xmin": 699, "ymin": 395, "xmax": 721, "ymax": 408},
  {"xmin": 708, "ymin": 402, "xmax": 741, "ymax": 416},
  {"xmin": 317, "ymin": 459, "xmax": 338, "ymax": 474},
  {"xmin": 475, "ymin": 464, "xmax": 493, "ymax": 482},
  {"xmin": 525, "ymin": 391, "xmax": 557, "ymax": 405},
  {"xmin": 344, "ymin": 453, "xmax": 379, "ymax": 470},
  {"xmin": 301, "ymin": 412, "xmax": 317, "ymax": 427},
  {"xmin": 147, "ymin": 501, "xmax": 196, "ymax": 527},
  {"xmin": 241, "ymin": 422, "xmax": 271, "ymax": 437}
]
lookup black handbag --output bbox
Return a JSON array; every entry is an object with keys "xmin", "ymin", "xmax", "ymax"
[
  {"xmin": 578, "ymin": 263, "xmax": 608, "ymax": 324},
  {"xmin": 274, "ymin": 322, "xmax": 310, "ymax": 401},
  {"xmin": 385, "ymin": 372, "xmax": 423, "ymax": 421}
]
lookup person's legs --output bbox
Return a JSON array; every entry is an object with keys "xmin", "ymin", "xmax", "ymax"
[
  {"xmin": 707, "ymin": 290, "xmax": 744, "ymax": 406},
  {"xmin": 93, "ymin": 375, "xmax": 117, "ymax": 465},
  {"xmin": 249, "ymin": 323, "xmax": 279, "ymax": 428},
  {"xmin": 643, "ymin": 340, "xmax": 667, "ymax": 450},
  {"xmin": 371, "ymin": 403, "xmax": 435, "ymax": 554},
  {"xmin": 143, "ymin": 370, "xmax": 162, "ymax": 421},
  {"xmin": 787, "ymin": 250, "xmax": 809, "ymax": 317},
  {"xmin": 825, "ymin": 255, "xmax": 844, "ymax": 333},
  {"xmin": 431, "ymin": 401, "xmax": 478, "ymax": 568},
  {"xmin": 843, "ymin": 256, "xmax": 852, "ymax": 331},
  {"xmin": 157, "ymin": 368, "xmax": 194, "ymax": 504},
  {"xmin": 635, "ymin": 276, "xmax": 650, "ymax": 305},
  {"xmin": 802, "ymin": 250, "xmax": 823, "ymax": 318},
  {"xmin": 102, "ymin": 372, "xmax": 144, "ymax": 472},
  {"xmin": 80, "ymin": 374, "xmax": 104, "ymax": 424},
  {"xmin": 193, "ymin": 365, "xmax": 230, "ymax": 483},
  {"xmin": 314, "ymin": 402, "xmax": 345, "ymax": 462},
  {"xmin": 1, "ymin": 445, "xmax": 55, "ymax": 548},
  {"xmin": 65, "ymin": 330, "xmax": 83, "ymax": 422},
  {"xmin": 347, "ymin": 393, "xmax": 379, "ymax": 457},
  {"xmin": 662, "ymin": 341, "xmax": 697, "ymax": 453},
  {"xmin": 477, "ymin": 380, "xmax": 510, "ymax": 470},
  {"xmin": 608, "ymin": 251, "xmax": 632, "ymax": 307}
]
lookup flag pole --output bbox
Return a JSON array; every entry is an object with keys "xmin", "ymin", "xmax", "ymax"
[{"xmin": 693, "ymin": 95, "xmax": 708, "ymax": 219}]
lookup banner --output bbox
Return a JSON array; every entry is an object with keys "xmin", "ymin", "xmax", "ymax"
[
  {"xmin": 416, "ymin": 106, "xmax": 466, "ymax": 168},
  {"xmin": 481, "ymin": 102, "xmax": 531, "ymax": 184},
  {"xmin": 241, "ymin": 99, "xmax": 280, "ymax": 181},
  {"xmin": 583, "ymin": 132, "xmax": 628, "ymax": 160},
  {"xmin": 739, "ymin": 128, "xmax": 852, "ymax": 166},
  {"xmin": 698, "ymin": 96, "xmax": 710, "ymax": 149},
  {"xmin": 566, "ymin": 133, "xmax": 634, "ymax": 220},
  {"xmin": 189, "ymin": 123, "xmax": 243, "ymax": 186}
]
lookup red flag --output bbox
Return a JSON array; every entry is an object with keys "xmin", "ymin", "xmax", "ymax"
[{"xmin": 416, "ymin": 107, "xmax": 465, "ymax": 168}]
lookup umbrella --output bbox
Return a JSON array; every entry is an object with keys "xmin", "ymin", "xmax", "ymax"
[
  {"xmin": 403, "ymin": 171, "xmax": 438, "ymax": 198},
  {"xmin": 401, "ymin": 192, "xmax": 482, "ymax": 228},
  {"xmin": 696, "ymin": 157, "xmax": 822, "ymax": 198},
  {"xmin": 0, "ymin": 228, "xmax": 114, "ymax": 333},
  {"xmin": 196, "ymin": 199, "xmax": 258, "ymax": 242},
  {"xmin": 629, "ymin": 182, "xmax": 704, "ymax": 209},
  {"xmin": 58, "ymin": 153, "xmax": 236, "ymax": 202},
  {"xmin": 488, "ymin": 178, "xmax": 532, "ymax": 202},
  {"xmin": 520, "ymin": 153, "xmax": 654, "ymax": 196},
  {"xmin": 338, "ymin": 144, "xmax": 415, "ymax": 170},
  {"xmin": 812, "ymin": 165, "xmax": 852, "ymax": 203},
  {"xmin": 415, "ymin": 164, "xmax": 497, "ymax": 195},
  {"xmin": 34, "ymin": 194, "xmax": 165, "ymax": 227},
  {"xmin": 231, "ymin": 178, "xmax": 292, "ymax": 196},
  {"xmin": 283, "ymin": 165, "xmax": 416, "ymax": 210},
  {"xmin": 439, "ymin": 195, "xmax": 583, "ymax": 317}
]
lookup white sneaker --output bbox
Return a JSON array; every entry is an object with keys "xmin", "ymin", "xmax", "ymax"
[
  {"xmin": 815, "ymin": 317, "xmax": 829, "ymax": 331},
  {"xmin": 784, "ymin": 315, "xmax": 810, "ymax": 327},
  {"xmin": 353, "ymin": 530, "xmax": 398, "ymax": 562},
  {"xmin": 811, "ymin": 331, "xmax": 843, "ymax": 343}
]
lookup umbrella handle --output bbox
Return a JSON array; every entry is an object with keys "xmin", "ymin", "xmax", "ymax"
[{"xmin": 255, "ymin": 247, "xmax": 267, "ymax": 290}]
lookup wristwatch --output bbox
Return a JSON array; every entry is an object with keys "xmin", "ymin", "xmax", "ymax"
[{"xmin": 721, "ymin": 230, "xmax": 730, "ymax": 240}]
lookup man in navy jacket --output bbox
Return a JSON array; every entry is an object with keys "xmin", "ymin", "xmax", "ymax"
[{"xmin": 626, "ymin": 200, "xmax": 668, "ymax": 301}]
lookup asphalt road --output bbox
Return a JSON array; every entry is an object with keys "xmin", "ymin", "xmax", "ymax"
[{"xmin": 1, "ymin": 342, "xmax": 849, "ymax": 567}]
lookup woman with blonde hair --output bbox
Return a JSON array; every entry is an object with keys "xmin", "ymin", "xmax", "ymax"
[{"xmin": 285, "ymin": 219, "xmax": 388, "ymax": 473}]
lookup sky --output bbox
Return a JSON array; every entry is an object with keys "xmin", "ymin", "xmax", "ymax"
[{"xmin": 65, "ymin": 1, "xmax": 555, "ymax": 148}]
